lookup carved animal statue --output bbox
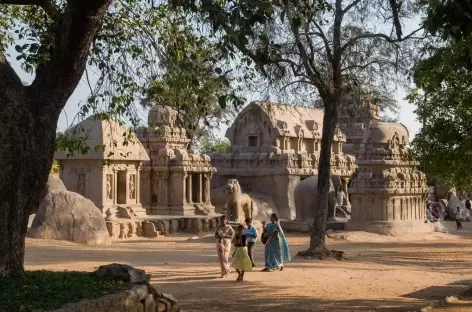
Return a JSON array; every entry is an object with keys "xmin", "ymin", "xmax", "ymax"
[
  {"xmin": 225, "ymin": 179, "xmax": 253, "ymax": 222},
  {"xmin": 294, "ymin": 176, "xmax": 337, "ymax": 221}
]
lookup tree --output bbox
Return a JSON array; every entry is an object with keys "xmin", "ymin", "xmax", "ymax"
[
  {"xmin": 0, "ymin": 0, "xmax": 239, "ymax": 276},
  {"xmin": 409, "ymin": 1, "xmax": 472, "ymax": 189},
  {"xmin": 198, "ymin": 134, "xmax": 230, "ymax": 153},
  {"xmin": 180, "ymin": 0, "xmax": 422, "ymax": 258},
  {"xmin": 141, "ymin": 11, "xmax": 240, "ymax": 148}
]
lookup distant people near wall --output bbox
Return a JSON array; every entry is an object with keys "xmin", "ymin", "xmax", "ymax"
[{"xmin": 455, "ymin": 208, "xmax": 463, "ymax": 230}]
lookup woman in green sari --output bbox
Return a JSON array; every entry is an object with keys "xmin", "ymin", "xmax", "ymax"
[{"xmin": 262, "ymin": 213, "xmax": 291, "ymax": 271}]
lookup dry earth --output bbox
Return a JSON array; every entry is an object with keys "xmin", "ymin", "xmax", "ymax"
[{"xmin": 25, "ymin": 221, "xmax": 472, "ymax": 312}]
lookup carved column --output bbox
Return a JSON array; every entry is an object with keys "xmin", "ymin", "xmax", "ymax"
[
  {"xmin": 125, "ymin": 170, "xmax": 130, "ymax": 204},
  {"xmin": 183, "ymin": 172, "xmax": 187, "ymax": 204},
  {"xmin": 113, "ymin": 169, "xmax": 117, "ymax": 206},
  {"xmin": 135, "ymin": 167, "xmax": 140, "ymax": 204},
  {"xmin": 186, "ymin": 173, "xmax": 192, "ymax": 203},
  {"xmin": 204, "ymin": 173, "xmax": 211, "ymax": 204},
  {"xmin": 198, "ymin": 173, "xmax": 203, "ymax": 203},
  {"xmin": 341, "ymin": 177, "xmax": 351, "ymax": 212}
]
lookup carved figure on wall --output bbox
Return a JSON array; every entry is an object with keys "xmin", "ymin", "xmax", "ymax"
[
  {"xmin": 77, "ymin": 173, "xmax": 86, "ymax": 195},
  {"xmin": 129, "ymin": 174, "xmax": 136, "ymax": 199},
  {"xmin": 119, "ymin": 223, "xmax": 129, "ymax": 239},
  {"xmin": 106, "ymin": 174, "xmax": 113, "ymax": 199},
  {"xmin": 225, "ymin": 179, "xmax": 253, "ymax": 222}
]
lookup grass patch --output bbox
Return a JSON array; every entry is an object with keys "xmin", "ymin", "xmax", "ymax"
[{"xmin": 0, "ymin": 270, "xmax": 127, "ymax": 312}]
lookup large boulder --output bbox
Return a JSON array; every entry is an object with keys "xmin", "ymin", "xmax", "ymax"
[
  {"xmin": 46, "ymin": 174, "xmax": 67, "ymax": 193},
  {"xmin": 28, "ymin": 190, "xmax": 111, "ymax": 245},
  {"xmin": 446, "ymin": 195, "xmax": 467, "ymax": 220},
  {"xmin": 96, "ymin": 263, "xmax": 147, "ymax": 284}
]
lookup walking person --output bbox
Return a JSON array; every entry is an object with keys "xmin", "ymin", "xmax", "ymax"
[
  {"xmin": 215, "ymin": 215, "xmax": 235, "ymax": 278},
  {"xmin": 244, "ymin": 217, "xmax": 258, "ymax": 267},
  {"xmin": 455, "ymin": 207, "xmax": 463, "ymax": 230},
  {"xmin": 262, "ymin": 213, "xmax": 291, "ymax": 272},
  {"xmin": 232, "ymin": 224, "xmax": 253, "ymax": 281}
]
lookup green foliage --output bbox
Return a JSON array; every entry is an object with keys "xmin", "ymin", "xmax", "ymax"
[
  {"xmin": 199, "ymin": 135, "xmax": 230, "ymax": 153},
  {"xmin": 1, "ymin": 1, "xmax": 246, "ymax": 155},
  {"xmin": 0, "ymin": 270, "xmax": 126, "ymax": 312},
  {"xmin": 142, "ymin": 10, "xmax": 242, "ymax": 146},
  {"xmin": 409, "ymin": 1, "xmax": 472, "ymax": 189},
  {"xmin": 50, "ymin": 160, "xmax": 59, "ymax": 173}
]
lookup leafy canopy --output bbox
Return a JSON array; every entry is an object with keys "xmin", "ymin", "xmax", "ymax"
[
  {"xmin": 409, "ymin": 1, "xmax": 472, "ymax": 189},
  {"xmin": 141, "ymin": 10, "xmax": 242, "ymax": 147}
]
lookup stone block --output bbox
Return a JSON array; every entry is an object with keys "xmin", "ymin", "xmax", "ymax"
[
  {"xmin": 144, "ymin": 294, "xmax": 156, "ymax": 312},
  {"xmin": 96, "ymin": 263, "xmax": 147, "ymax": 284},
  {"xmin": 143, "ymin": 221, "xmax": 159, "ymax": 238},
  {"xmin": 131, "ymin": 284, "xmax": 149, "ymax": 300}
]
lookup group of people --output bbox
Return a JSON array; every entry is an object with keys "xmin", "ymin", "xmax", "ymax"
[{"xmin": 214, "ymin": 213, "xmax": 291, "ymax": 281}]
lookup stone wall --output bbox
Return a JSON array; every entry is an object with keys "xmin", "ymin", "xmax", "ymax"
[
  {"xmin": 39, "ymin": 264, "xmax": 179, "ymax": 312},
  {"xmin": 45, "ymin": 284, "xmax": 178, "ymax": 312},
  {"xmin": 106, "ymin": 216, "xmax": 222, "ymax": 240}
]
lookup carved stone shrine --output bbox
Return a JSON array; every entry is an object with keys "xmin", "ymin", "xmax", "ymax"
[
  {"xmin": 135, "ymin": 104, "xmax": 216, "ymax": 216},
  {"xmin": 54, "ymin": 116, "xmax": 150, "ymax": 218},
  {"xmin": 347, "ymin": 122, "xmax": 433, "ymax": 235}
]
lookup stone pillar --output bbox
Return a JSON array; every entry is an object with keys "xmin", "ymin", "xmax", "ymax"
[
  {"xmin": 204, "ymin": 173, "xmax": 211, "ymax": 204},
  {"xmin": 341, "ymin": 177, "xmax": 351, "ymax": 212},
  {"xmin": 198, "ymin": 173, "xmax": 203, "ymax": 203},
  {"xmin": 183, "ymin": 172, "xmax": 187, "ymax": 204},
  {"xmin": 125, "ymin": 170, "xmax": 130, "ymax": 204},
  {"xmin": 113, "ymin": 169, "xmax": 117, "ymax": 206},
  {"xmin": 186, "ymin": 173, "xmax": 192, "ymax": 203},
  {"xmin": 135, "ymin": 168, "xmax": 140, "ymax": 205}
]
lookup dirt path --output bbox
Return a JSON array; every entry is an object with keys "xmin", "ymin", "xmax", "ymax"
[{"xmin": 25, "ymin": 221, "xmax": 472, "ymax": 312}]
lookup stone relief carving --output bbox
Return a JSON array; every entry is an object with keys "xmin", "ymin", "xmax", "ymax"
[
  {"xmin": 77, "ymin": 173, "xmax": 86, "ymax": 195},
  {"xmin": 129, "ymin": 174, "xmax": 136, "ymax": 200},
  {"xmin": 106, "ymin": 174, "xmax": 113, "ymax": 199}
]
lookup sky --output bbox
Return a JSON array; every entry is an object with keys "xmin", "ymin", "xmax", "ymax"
[
  {"xmin": 52, "ymin": 75, "xmax": 423, "ymax": 141},
  {"xmin": 7, "ymin": 19, "xmax": 423, "ymax": 141}
]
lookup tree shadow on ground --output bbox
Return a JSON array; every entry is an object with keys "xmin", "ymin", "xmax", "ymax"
[
  {"xmin": 152, "ymin": 275, "xmax": 425, "ymax": 312},
  {"xmin": 401, "ymin": 280, "xmax": 472, "ymax": 301}
]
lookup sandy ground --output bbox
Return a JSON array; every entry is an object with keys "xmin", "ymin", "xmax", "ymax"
[{"xmin": 25, "ymin": 221, "xmax": 472, "ymax": 312}]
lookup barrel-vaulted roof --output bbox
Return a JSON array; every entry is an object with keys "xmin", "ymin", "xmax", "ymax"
[{"xmin": 54, "ymin": 116, "xmax": 149, "ymax": 161}]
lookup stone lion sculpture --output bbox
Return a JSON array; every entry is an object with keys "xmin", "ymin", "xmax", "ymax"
[{"xmin": 225, "ymin": 179, "xmax": 253, "ymax": 222}]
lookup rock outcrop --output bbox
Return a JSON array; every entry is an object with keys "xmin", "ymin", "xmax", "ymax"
[{"xmin": 28, "ymin": 190, "xmax": 111, "ymax": 245}]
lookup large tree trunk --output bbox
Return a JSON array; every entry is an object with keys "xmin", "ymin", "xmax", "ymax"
[
  {"xmin": 0, "ymin": 93, "xmax": 60, "ymax": 275},
  {"xmin": 298, "ymin": 97, "xmax": 344, "ymax": 260}
]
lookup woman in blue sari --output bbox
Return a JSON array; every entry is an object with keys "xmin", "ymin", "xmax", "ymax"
[{"xmin": 262, "ymin": 213, "xmax": 291, "ymax": 271}]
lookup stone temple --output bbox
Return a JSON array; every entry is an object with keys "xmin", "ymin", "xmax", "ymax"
[
  {"xmin": 347, "ymin": 122, "xmax": 432, "ymax": 235},
  {"xmin": 53, "ymin": 88, "xmax": 430, "ymax": 239},
  {"xmin": 135, "ymin": 105, "xmax": 216, "ymax": 216},
  {"xmin": 54, "ymin": 117, "xmax": 149, "ymax": 219},
  {"xmin": 209, "ymin": 101, "xmax": 357, "ymax": 221}
]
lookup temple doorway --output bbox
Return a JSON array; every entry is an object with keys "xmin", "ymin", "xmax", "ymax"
[{"xmin": 117, "ymin": 171, "xmax": 127, "ymax": 204}]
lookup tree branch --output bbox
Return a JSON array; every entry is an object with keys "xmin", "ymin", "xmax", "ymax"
[
  {"xmin": 342, "ymin": 0, "xmax": 362, "ymax": 14},
  {"xmin": 31, "ymin": 0, "xmax": 113, "ymax": 109},
  {"xmin": 341, "ymin": 26, "xmax": 424, "ymax": 53},
  {"xmin": 389, "ymin": 0, "xmax": 402, "ymax": 39},
  {"xmin": 312, "ymin": 21, "xmax": 333, "ymax": 62},
  {"xmin": 0, "ymin": 0, "xmax": 60, "ymax": 19}
]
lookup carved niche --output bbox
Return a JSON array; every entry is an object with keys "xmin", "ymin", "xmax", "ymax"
[
  {"xmin": 106, "ymin": 174, "xmax": 113, "ymax": 200},
  {"xmin": 129, "ymin": 174, "xmax": 136, "ymax": 200},
  {"xmin": 76, "ymin": 173, "xmax": 86, "ymax": 196}
]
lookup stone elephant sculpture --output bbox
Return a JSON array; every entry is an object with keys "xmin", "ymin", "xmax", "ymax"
[{"xmin": 294, "ymin": 175, "xmax": 339, "ymax": 221}]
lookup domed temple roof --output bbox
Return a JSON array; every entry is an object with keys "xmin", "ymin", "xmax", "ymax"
[
  {"xmin": 54, "ymin": 116, "xmax": 149, "ymax": 161},
  {"xmin": 363, "ymin": 122, "xmax": 410, "ymax": 146},
  {"xmin": 148, "ymin": 104, "xmax": 178, "ymax": 127}
]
